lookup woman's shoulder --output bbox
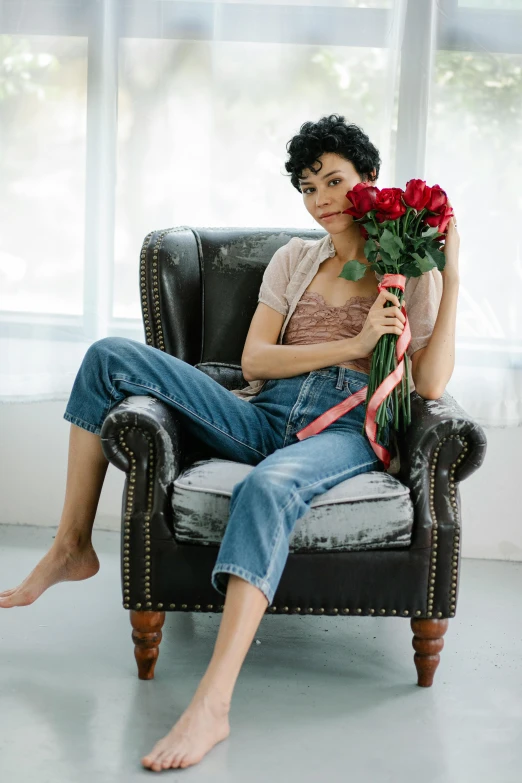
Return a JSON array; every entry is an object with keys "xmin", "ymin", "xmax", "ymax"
[{"xmin": 270, "ymin": 234, "xmax": 319, "ymax": 270}]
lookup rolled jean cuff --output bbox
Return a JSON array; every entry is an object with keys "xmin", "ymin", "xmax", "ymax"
[
  {"xmin": 211, "ymin": 563, "xmax": 272, "ymax": 606},
  {"xmin": 63, "ymin": 411, "xmax": 102, "ymax": 435}
]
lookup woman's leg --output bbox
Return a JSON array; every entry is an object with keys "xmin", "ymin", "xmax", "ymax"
[
  {"xmin": 211, "ymin": 428, "xmax": 382, "ymax": 608},
  {"xmin": 142, "ymin": 426, "xmax": 382, "ymax": 771},
  {"xmin": 0, "ymin": 424, "xmax": 108, "ymax": 607},
  {"xmin": 141, "ymin": 574, "xmax": 269, "ymax": 771},
  {"xmin": 1, "ymin": 336, "xmax": 280, "ymax": 608}
]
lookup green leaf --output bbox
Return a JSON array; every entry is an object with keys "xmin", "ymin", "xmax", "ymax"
[
  {"xmin": 363, "ymin": 220, "xmax": 379, "ymax": 237},
  {"xmin": 379, "ymin": 228, "xmax": 401, "ymax": 261},
  {"xmin": 401, "ymin": 262, "xmax": 422, "ymax": 278},
  {"xmin": 426, "ymin": 247, "xmax": 446, "ymax": 271},
  {"xmin": 412, "ymin": 252, "xmax": 436, "ymax": 273},
  {"xmin": 377, "ymin": 247, "xmax": 397, "ymax": 267},
  {"xmin": 421, "ymin": 225, "xmax": 442, "ymax": 239},
  {"xmin": 338, "ymin": 260, "xmax": 368, "ymax": 282},
  {"xmin": 364, "ymin": 238, "xmax": 377, "ymax": 259}
]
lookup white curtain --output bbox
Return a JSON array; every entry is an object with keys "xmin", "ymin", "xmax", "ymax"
[{"xmin": 1, "ymin": 0, "xmax": 521, "ymax": 427}]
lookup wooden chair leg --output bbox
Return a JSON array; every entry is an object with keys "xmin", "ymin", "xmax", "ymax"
[
  {"xmin": 411, "ymin": 618, "xmax": 449, "ymax": 687},
  {"xmin": 130, "ymin": 610, "xmax": 166, "ymax": 680}
]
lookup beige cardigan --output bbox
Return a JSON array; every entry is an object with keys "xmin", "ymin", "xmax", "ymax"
[{"xmin": 230, "ymin": 232, "xmax": 443, "ymax": 401}]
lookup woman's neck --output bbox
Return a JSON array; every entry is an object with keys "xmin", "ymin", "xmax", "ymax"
[{"xmin": 329, "ymin": 230, "xmax": 369, "ymax": 266}]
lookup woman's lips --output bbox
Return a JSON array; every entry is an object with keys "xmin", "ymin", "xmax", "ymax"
[{"xmin": 321, "ymin": 212, "xmax": 340, "ymax": 220}]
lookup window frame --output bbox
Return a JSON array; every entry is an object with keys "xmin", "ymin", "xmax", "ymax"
[{"xmin": 1, "ymin": 0, "xmax": 521, "ymax": 366}]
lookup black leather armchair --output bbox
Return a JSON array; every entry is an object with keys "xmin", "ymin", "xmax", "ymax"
[{"xmin": 100, "ymin": 226, "xmax": 487, "ymax": 687}]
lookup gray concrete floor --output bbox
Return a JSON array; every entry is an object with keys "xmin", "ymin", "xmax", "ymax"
[{"xmin": 0, "ymin": 523, "xmax": 520, "ymax": 783}]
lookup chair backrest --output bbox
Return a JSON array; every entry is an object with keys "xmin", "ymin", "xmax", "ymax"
[{"xmin": 140, "ymin": 226, "xmax": 326, "ymax": 370}]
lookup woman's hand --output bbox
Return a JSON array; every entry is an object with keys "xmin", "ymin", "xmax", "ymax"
[
  {"xmin": 441, "ymin": 200, "xmax": 460, "ymax": 281},
  {"xmin": 355, "ymin": 289, "xmax": 406, "ymax": 358}
]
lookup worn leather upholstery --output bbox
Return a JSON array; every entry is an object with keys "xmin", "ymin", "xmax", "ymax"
[{"xmin": 100, "ymin": 226, "xmax": 487, "ymax": 620}]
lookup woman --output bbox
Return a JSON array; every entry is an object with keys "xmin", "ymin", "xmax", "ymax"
[{"xmin": 0, "ymin": 114, "xmax": 460, "ymax": 771}]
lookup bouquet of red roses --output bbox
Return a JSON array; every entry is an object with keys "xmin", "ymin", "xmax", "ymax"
[{"xmin": 296, "ymin": 179, "xmax": 453, "ymax": 469}]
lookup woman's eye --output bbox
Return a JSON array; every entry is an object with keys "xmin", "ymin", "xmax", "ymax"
[{"xmin": 303, "ymin": 178, "xmax": 341, "ymax": 194}]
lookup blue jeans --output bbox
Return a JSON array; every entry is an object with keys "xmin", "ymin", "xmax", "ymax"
[{"xmin": 63, "ymin": 337, "xmax": 391, "ymax": 606}]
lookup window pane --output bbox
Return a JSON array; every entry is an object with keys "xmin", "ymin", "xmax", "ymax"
[
  {"xmin": 178, "ymin": 1, "xmax": 392, "ymax": 6},
  {"xmin": 114, "ymin": 39, "xmax": 398, "ymax": 318},
  {"xmin": 426, "ymin": 49, "xmax": 522, "ymax": 343},
  {"xmin": 458, "ymin": 1, "xmax": 522, "ymax": 9},
  {"xmin": 0, "ymin": 35, "xmax": 87, "ymax": 315}
]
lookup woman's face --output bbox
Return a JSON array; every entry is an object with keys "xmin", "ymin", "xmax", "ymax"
[{"xmin": 299, "ymin": 152, "xmax": 374, "ymax": 231}]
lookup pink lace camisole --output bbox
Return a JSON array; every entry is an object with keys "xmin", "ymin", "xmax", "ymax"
[{"xmin": 282, "ymin": 290, "xmax": 379, "ymax": 376}]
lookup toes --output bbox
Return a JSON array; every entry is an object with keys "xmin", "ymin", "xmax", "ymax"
[
  {"xmin": 148, "ymin": 750, "xmax": 171, "ymax": 771},
  {"xmin": 141, "ymin": 748, "xmax": 165, "ymax": 769},
  {"xmin": 145, "ymin": 757, "xmax": 163, "ymax": 772},
  {"xmin": 0, "ymin": 591, "xmax": 32, "ymax": 608},
  {"xmin": 171, "ymin": 753, "xmax": 185, "ymax": 769},
  {"xmin": 0, "ymin": 588, "xmax": 17, "ymax": 597}
]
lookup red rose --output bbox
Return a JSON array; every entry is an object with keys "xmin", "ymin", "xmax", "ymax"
[
  {"xmin": 343, "ymin": 182, "xmax": 379, "ymax": 219},
  {"xmin": 403, "ymin": 179, "xmax": 432, "ymax": 210},
  {"xmin": 424, "ymin": 203, "xmax": 454, "ymax": 234},
  {"xmin": 374, "ymin": 187, "xmax": 406, "ymax": 223},
  {"xmin": 425, "ymin": 184, "xmax": 448, "ymax": 213},
  {"xmin": 422, "ymin": 184, "xmax": 454, "ymax": 234}
]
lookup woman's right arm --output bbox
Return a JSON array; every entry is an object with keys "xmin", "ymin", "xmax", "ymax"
[{"xmin": 242, "ymin": 290, "xmax": 405, "ymax": 381}]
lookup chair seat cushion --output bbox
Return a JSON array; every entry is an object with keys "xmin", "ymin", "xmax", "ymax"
[{"xmin": 172, "ymin": 458, "xmax": 414, "ymax": 552}]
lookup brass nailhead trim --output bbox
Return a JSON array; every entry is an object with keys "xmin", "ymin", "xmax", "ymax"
[
  {"xmin": 140, "ymin": 227, "xmax": 181, "ymax": 350},
  {"xmin": 118, "ymin": 428, "xmax": 155, "ymax": 608},
  {"xmin": 141, "ymin": 604, "xmax": 425, "ymax": 616},
  {"xmin": 427, "ymin": 435, "xmax": 467, "ymax": 618}
]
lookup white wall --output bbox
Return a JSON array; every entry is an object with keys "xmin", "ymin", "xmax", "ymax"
[{"xmin": 0, "ymin": 400, "xmax": 520, "ymax": 561}]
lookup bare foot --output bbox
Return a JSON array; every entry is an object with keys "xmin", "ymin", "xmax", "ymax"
[
  {"xmin": 141, "ymin": 688, "xmax": 231, "ymax": 771},
  {"xmin": 0, "ymin": 541, "xmax": 100, "ymax": 608}
]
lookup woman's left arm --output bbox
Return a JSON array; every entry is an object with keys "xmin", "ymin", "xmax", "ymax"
[{"xmin": 411, "ymin": 209, "xmax": 460, "ymax": 400}]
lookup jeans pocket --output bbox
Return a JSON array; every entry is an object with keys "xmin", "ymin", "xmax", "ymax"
[{"xmin": 343, "ymin": 377, "xmax": 368, "ymax": 396}]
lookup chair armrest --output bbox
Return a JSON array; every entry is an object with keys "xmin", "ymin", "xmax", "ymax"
[
  {"xmin": 396, "ymin": 390, "xmax": 487, "ymax": 549},
  {"xmin": 99, "ymin": 394, "xmax": 184, "ymax": 539},
  {"xmin": 397, "ymin": 390, "xmax": 487, "ymax": 484}
]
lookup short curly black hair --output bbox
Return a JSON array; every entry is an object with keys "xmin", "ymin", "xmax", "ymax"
[{"xmin": 284, "ymin": 114, "xmax": 381, "ymax": 193}]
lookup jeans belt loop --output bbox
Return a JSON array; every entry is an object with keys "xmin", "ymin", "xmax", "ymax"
[{"xmin": 335, "ymin": 365, "xmax": 345, "ymax": 390}]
